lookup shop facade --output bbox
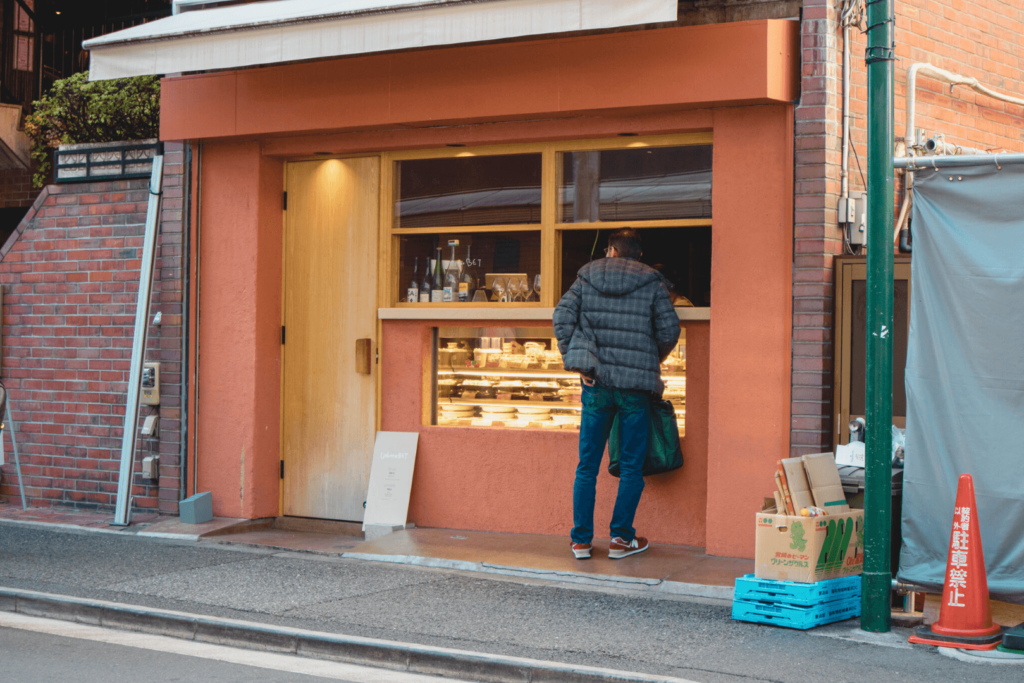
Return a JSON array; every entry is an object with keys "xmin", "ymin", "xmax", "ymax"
[{"xmin": 152, "ymin": 19, "xmax": 799, "ymax": 558}]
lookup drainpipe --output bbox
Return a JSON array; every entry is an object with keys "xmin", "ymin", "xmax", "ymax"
[
  {"xmin": 840, "ymin": 23, "xmax": 852, "ymax": 206},
  {"xmin": 838, "ymin": 1, "xmax": 862, "ymax": 251}
]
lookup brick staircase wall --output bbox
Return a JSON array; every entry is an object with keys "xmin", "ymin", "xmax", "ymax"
[{"xmin": 0, "ymin": 142, "xmax": 186, "ymax": 514}]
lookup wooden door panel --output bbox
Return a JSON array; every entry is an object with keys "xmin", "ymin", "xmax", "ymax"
[{"xmin": 283, "ymin": 158, "xmax": 379, "ymax": 521}]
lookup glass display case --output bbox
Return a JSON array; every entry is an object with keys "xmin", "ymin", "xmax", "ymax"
[{"xmin": 431, "ymin": 327, "xmax": 686, "ymax": 434}]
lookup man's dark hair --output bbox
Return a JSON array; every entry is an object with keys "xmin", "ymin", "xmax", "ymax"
[{"xmin": 607, "ymin": 229, "xmax": 642, "ymax": 260}]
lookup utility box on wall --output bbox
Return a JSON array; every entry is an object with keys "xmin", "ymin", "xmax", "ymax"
[{"xmin": 141, "ymin": 362, "xmax": 160, "ymax": 405}]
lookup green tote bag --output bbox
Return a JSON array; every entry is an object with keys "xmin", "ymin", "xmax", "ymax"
[{"xmin": 607, "ymin": 398, "xmax": 684, "ymax": 477}]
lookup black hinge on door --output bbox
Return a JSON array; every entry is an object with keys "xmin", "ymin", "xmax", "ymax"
[
  {"xmin": 280, "ymin": 461, "xmax": 284, "ymax": 479},
  {"xmin": 281, "ymin": 326, "xmax": 286, "ymax": 344},
  {"xmin": 283, "ymin": 191, "xmax": 288, "ymax": 210}
]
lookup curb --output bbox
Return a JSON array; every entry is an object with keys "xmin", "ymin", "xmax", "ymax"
[
  {"xmin": 341, "ymin": 552, "xmax": 735, "ymax": 602},
  {"xmin": 0, "ymin": 587, "xmax": 699, "ymax": 683},
  {"xmin": 0, "ymin": 517, "xmax": 130, "ymax": 536}
]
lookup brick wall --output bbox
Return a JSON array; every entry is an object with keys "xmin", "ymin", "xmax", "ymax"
[
  {"xmin": 792, "ymin": 0, "xmax": 1024, "ymax": 455},
  {"xmin": 0, "ymin": 142, "xmax": 186, "ymax": 514},
  {"xmin": 0, "ymin": 168, "xmax": 37, "ymax": 209}
]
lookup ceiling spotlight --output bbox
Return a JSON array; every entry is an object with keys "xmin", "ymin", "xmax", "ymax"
[{"xmin": 446, "ymin": 144, "xmax": 466, "ymax": 148}]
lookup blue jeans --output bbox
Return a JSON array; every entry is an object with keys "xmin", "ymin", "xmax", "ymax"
[{"xmin": 571, "ymin": 381, "xmax": 649, "ymax": 545}]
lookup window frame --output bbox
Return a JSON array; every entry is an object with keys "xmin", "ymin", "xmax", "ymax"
[{"xmin": 379, "ymin": 133, "xmax": 713, "ymax": 309}]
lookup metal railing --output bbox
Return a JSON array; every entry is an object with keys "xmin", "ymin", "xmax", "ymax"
[{"xmin": 53, "ymin": 140, "xmax": 162, "ymax": 183}]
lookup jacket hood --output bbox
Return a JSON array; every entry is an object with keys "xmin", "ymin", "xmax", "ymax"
[{"xmin": 577, "ymin": 258, "xmax": 664, "ymax": 296}]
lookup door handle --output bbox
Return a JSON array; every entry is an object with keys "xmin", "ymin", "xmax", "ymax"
[{"xmin": 355, "ymin": 338, "xmax": 373, "ymax": 374}]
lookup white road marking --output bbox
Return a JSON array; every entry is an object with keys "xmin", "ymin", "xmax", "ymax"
[
  {"xmin": 938, "ymin": 646, "xmax": 1024, "ymax": 666},
  {"xmin": 0, "ymin": 611, "xmax": 467, "ymax": 683}
]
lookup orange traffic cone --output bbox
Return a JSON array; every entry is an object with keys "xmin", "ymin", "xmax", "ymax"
[{"xmin": 909, "ymin": 474, "xmax": 1003, "ymax": 650}]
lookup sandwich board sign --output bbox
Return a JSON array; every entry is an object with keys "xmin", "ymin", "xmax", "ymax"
[{"xmin": 362, "ymin": 431, "xmax": 419, "ymax": 531}]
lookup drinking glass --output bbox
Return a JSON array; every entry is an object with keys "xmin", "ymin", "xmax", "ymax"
[
  {"xmin": 491, "ymin": 277, "xmax": 507, "ymax": 302},
  {"xmin": 509, "ymin": 277, "xmax": 522, "ymax": 302},
  {"xmin": 518, "ymin": 275, "xmax": 530, "ymax": 302},
  {"xmin": 533, "ymin": 274, "xmax": 541, "ymax": 301}
]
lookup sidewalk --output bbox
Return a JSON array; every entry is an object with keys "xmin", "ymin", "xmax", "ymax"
[
  {"xmin": 0, "ymin": 504, "xmax": 751, "ymax": 599},
  {"xmin": 3, "ymin": 512, "xmax": 1021, "ymax": 683},
  {"xmin": 143, "ymin": 513, "xmax": 750, "ymax": 600}
]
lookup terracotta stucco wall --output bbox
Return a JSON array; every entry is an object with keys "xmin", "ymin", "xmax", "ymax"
[
  {"xmin": 380, "ymin": 321, "xmax": 710, "ymax": 547},
  {"xmin": 194, "ymin": 142, "xmax": 281, "ymax": 519},
  {"xmin": 190, "ymin": 105, "xmax": 793, "ymax": 556},
  {"xmin": 177, "ymin": 21, "xmax": 797, "ymax": 557},
  {"xmin": 705, "ymin": 105, "xmax": 794, "ymax": 557}
]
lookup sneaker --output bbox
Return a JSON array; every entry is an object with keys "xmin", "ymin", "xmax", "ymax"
[
  {"xmin": 571, "ymin": 542, "xmax": 592, "ymax": 559},
  {"xmin": 609, "ymin": 536, "xmax": 649, "ymax": 559}
]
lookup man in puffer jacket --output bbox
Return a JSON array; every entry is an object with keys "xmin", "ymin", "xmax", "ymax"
[{"xmin": 553, "ymin": 229, "xmax": 680, "ymax": 560}]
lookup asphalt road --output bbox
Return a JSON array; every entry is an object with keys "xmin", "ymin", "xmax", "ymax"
[
  {"xmin": 1, "ymin": 626, "xmax": 340, "ymax": 683},
  {"xmin": 1, "ymin": 524, "xmax": 1020, "ymax": 683}
]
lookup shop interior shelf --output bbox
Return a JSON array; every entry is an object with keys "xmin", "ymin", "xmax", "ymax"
[
  {"xmin": 439, "ymin": 398, "xmax": 686, "ymax": 415},
  {"xmin": 437, "ymin": 368, "xmax": 686, "ymax": 379},
  {"xmin": 437, "ymin": 368, "xmax": 579, "ymax": 379},
  {"xmin": 441, "ymin": 398, "xmax": 584, "ymax": 410}
]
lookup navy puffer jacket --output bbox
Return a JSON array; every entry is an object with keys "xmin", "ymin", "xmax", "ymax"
[{"xmin": 553, "ymin": 258, "xmax": 680, "ymax": 395}]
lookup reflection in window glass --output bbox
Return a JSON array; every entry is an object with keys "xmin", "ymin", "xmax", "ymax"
[
  {"xmin": 399, "ymin": 231, "xmax": 541, "ymax": 303},
  {"xmin": 558, "ymin": 145, "xmax": 712, "ymax": 223},
  {"xmin": 559, "ymin": 227, "xmax": 712, "ymax": 307},
  {"xmin": 395, "ymin": 154, "xmax": 542, "ymax": 229}
]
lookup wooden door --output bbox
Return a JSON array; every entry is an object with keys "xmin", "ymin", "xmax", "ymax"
[{"xmin": 282, "ymin": 158, "xmax": 379, "ymax": 521}]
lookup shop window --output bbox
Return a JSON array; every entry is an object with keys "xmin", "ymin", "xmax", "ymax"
[
  {"xmin": 558, "ymin": 226, "xmax": 711, "ymax": 306},
  {"xmin": 385, "ymin": 135, "xmax": 712, "ymax": 307},
  {"xmin": 431, "ymin": 326, "xmax": 685, "ymax": 433},
  {"xmin": 394, "ymin": 154, "xmax": 542, "ymax": 229},
  {"xmin": 558, "ymin": 146, "xmax": 712, "ymax": 223},
  {"xmin": 398, "ymin": 231, "xmax": 541, "ymax": 303}
]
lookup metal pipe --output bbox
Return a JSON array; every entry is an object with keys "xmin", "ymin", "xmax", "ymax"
[
  {"xmin": 841, "ymin": 24, "xmax": 852, "ymax": 201},
  {"xmin": 6, "ymin": 400, "xmax": 26, "ymax": 510},
  {"xmin": 863, "ymin": 0, "xmax": 895, "ymax": 634},
  {"xmin": 898, "ymin": 226, "xmax": 912, "ymax": 254},
  {"xmin": 192, "ymin": 145, "xmax": 203, "ymax": 499},
  {"xmin": 179, "ymin": 144, "xmax": 192, "ymax": 503},
  {"xmin": 113, "ymin": 156, "xmax": 165, "ymax": 527},
  {"xmin": 924, "ymin": 138, "xmax": 987, "ymax": 156},
  {"xmin": 897, "ymin": 63, "xmax": 1024, "ymax": 245},
  {"xmin": 894, "ymin": 152, "xmax": 1024, "ymax": 168}
]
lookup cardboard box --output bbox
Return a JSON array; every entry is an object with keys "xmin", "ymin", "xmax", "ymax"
[
  {"xmin": 780, "ymin": 457, "xmax": 815, "ymax": 511},
  {"xmin": 801, "ymin": 452, "xmax": 850, "ymax": 513},
  {"xmin": 754, "ymin": 509, "xmax": 864, "ymax": 583}
]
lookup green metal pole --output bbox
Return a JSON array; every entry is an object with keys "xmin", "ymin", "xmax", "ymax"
[{"xmin": 863, "ymin": 0, "xmax": 895, "ymax": 633}]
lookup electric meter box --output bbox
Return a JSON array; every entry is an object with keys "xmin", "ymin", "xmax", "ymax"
[{"xmin": 141, "ymin": 362, "xmax": 160, "ymax": 405}]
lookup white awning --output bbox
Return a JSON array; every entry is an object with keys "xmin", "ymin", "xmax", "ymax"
[{"xmin": 84, "ymin": 0, "xmax": 677, "ymax": 81}]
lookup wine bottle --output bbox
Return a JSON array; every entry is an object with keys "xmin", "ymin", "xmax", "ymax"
[
  {"xmin": 459, "ymin": 245, "xmax": 474, "ymax": 302},
  {"xmin": 419, "ymin": 253, "xmax": 431, "ymax": 302},
  {"xmin": 431, "ymin": 247, "xmax": 444, "ymax": 302},
  {"xmin": 444, "ymin": 241, "xmax": 460, "ymax": 302},
  {"xmin": 407, "ymin": 257, "xmax": 420, "ymax": 303}
]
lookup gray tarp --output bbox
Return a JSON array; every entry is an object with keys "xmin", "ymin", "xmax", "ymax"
[{"xmin": 898, "ymin": 162, "xmax": 1024, "ymax": 601}]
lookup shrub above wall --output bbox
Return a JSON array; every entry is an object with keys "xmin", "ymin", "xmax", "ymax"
[{"xmin": 24, "ymin": 73, "xmax": 160, "ymax": 189}]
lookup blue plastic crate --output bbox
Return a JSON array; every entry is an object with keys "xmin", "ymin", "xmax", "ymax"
[
  {"xmin": 732, "ymin": 595, "xmax": 861, "ymax": 630},
  {"xmin": 734, "ymin": 574, "xmax": 861, "ymax": 606}
]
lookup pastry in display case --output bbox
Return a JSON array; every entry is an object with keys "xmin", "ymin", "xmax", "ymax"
[{"xmin": 432, "ymin": 327, "xmax": 686, "ymax": 435}]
